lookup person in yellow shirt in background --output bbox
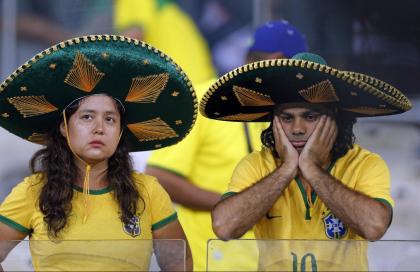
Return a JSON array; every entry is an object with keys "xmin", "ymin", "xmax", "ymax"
[
  {"xmin": 145, "ymin": 20, "xmax": 308, "ymax": 271},
  {"xmin": 207, "ymin": 52, "xmax": 412, "ymax": 270},
  {"xmin": 114, "ymin": 0, "xmax": 216, "ymax": 87}
]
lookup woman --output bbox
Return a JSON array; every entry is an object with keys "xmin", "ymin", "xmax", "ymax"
[{"xmin": 0, "ymin": 35, "xmax": 196, "ymax": 271}]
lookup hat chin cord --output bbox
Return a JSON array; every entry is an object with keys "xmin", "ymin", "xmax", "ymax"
[{"xmin": 62, "ymin": 110, "xmax": 94, "ymax": 224}]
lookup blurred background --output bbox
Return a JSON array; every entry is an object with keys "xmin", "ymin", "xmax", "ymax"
[{"xmin": 0, "ymin": 0, "xmax": 419, "ymax": 241}]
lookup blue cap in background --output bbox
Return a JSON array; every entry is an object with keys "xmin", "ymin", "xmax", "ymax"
[{"xmin": 248, "ymin": 20, "xmax": 308, "ymax": 58}]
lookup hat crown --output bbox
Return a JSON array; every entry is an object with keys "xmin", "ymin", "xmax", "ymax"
[{"xmin": 292, "ymin": 52, "xmax": 327, "ymax": 65}]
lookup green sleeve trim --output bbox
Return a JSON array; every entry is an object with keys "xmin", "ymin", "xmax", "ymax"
[
  {"xmin": 146, "ymin": 164, "xmax": 188, "ymax": 180},
  {"xmin": 0, "ymin": 215, "xmax": 31, "ymax": 234},
  {"xmin": 374, "ymin": 198, "xmax": 393, "ymax": 227},
  {"xmin": 221, "ymin": 191, "xmax": 237, "ymax": 199},
  {"xmin": 152, "ymin": 212, "xmax": 178, "ymax": 231}
]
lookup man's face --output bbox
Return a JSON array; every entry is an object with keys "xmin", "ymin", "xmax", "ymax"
[{"xmin": 274, "ymin": 103, "xmax": 333, "ymax": 153}]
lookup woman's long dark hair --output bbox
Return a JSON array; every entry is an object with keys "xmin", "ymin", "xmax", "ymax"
[
  {"xmin": 261, "ymin": 107, "xmax": 357, "ymax": 162},
  {"xmin": 30, "ymin": 97, "xmax": 143, "ymax": 238}
]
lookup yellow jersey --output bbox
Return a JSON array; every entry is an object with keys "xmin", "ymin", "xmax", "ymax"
[
  {"xmin": 114, "ymin": 0, "xmax": 216, "ymax": 86},
  {"xmin": 0, "ymin": 172, "xmax": 177, "ymax": 271},
  {"xmin": 226, "ymin": 144, "xmax": 394, "ymax": 271},
  {"xmin": 147, "ymin": 79, "xmax": 268, "ymax": 271}
]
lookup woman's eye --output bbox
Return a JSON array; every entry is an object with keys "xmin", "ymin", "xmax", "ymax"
[
  {"xmin": 106, "ymin": 117, "xmax": 115, "ymax": 123},
  {"xmin": 81, "ymin": 114, "xmax": 92, "ymax": 120}
]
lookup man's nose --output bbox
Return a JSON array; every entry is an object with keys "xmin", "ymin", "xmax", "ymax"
[{"xmin": 291, "ymin": 119, "xmax": 306, "ymax": 135}]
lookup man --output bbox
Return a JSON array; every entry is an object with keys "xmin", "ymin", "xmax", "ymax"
[
  {"xmin": 145, "ymin": 20, "xmax": 308, "ymax": 271},
  {"xmin": 202, "ymin": 52, "xmax": 412, "ymax": 270}
]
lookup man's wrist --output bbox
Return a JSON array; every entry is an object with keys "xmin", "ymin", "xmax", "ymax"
[
  {"xmin": 277, "ymin": 162, "xmax": 297, "ymax": 180},
  {"xmin": 299, "ymin": 161, "xmax": 323, "ymax": 179}
]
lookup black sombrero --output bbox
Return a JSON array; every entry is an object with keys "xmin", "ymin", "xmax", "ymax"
[
  {"xmin": 200, "ymin": 52, "xmax": 411, "ymax": 122},
  {"xmin": 0, "ymin": 35, "xmax": 197, "ymax": 151}
]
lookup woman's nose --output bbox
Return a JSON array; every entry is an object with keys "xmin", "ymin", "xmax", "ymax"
[{"xmin": 93, "ymin": 120, "xmax": 104, "ymax": 135}]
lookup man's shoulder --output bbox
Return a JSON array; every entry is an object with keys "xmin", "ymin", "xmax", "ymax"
[
  {"xmin": 240, "ymin": 147, "xmax": 276, "ymax": 166},
  {"xmin": 339, "ymin": 144, "xmax": 385, "ymax": 166}
]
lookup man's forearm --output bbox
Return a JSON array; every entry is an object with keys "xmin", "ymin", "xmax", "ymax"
[
  {"xmin": 146, "ymin": 166, "xmax": 220, "ymax": 210},
  {"xmin": 212, "ymin": 165, "xmax": 295, "ymax": 240},
  {"xmin": 303, "ymin": 165, "xmax": 391, "ymax": 240}
]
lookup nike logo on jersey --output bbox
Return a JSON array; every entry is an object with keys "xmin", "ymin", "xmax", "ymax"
[{"xmin": 266, "ymin": 213, "xmax": 282, "ymax": 219}]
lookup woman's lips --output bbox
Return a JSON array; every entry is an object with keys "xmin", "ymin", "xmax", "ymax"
[{"xmin": 89, "ymin": 140, "xmax": 104, "ymax": 147}]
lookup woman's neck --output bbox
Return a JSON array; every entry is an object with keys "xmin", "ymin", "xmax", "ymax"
[{"xmin": 74, "ymin": 159, "xmax": 110, "ymax": 189}]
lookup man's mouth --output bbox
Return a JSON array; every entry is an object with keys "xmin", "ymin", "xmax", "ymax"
[{"xmin": 291, "ymin": 141, "xmax": 306, "ymax": 148}]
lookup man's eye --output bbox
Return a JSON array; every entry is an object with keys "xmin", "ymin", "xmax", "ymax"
[
  {"xmin": 280, "ymin": 116, "xmax": 292, "ymax": 122},
  {"xmin": 106, "ymin": 117, "xmax": 115, "ymax": 123},
  {"xmin": 306, "ymin": 114, "xmax": 319, "ymax": 121}
]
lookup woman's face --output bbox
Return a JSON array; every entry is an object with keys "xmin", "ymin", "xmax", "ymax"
[{"xmin": 60, "ymin": 95, "xmax": 122, "ymax": 165}]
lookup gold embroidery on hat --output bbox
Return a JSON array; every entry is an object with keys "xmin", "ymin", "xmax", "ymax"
[
  {"xmin": 7, "ymin": 95, "xmax": 58, "ymax": 118},
  {"xmin": 350, "ymin": 92, "xmax": 358, "ymax": 96},
  {"xmin": 171, "ymin": 91, "xmax": 179, "ymax": 97},
  {"xmin": 49, "ymin": 63, "xmax": 57, "ymax": 69},
  {"xmin": 214, "ymin": 112, "xmax": 220, "ymax": 116},
  {"xmin": 127, "ymin": 117, "xmax": 178, "ymax": 142},
  {"xmin": 1, "ymin": 113, "xmax": 9, "ymax": 118},
  {"xmin": 125, "ymin": 73, "xmax": 169, "ymax": 103},
  {"xmin": 102, "ymin": 52, "xmax": 109, "ymax": 59},
  {"xmin": 175, "ymin": 120, "xmax": 183, "ymax": 125},
  {"xmin": 155, "ymin": 144, "xmax": 162, "ymax": 148},
  {"xmin": 299, "ymin": 80, "xmax": 339, "ymax": 103},
  {"xmin": 20, "ymin": 86, "xmax": 28, "ymax": 92},
  {"xmin": 219, "ymin": 112, "xmax": 270, "ymax": 121},
  {"xmin": 344, "ymin": 107, "xmax": 397, "ymax": 115},
  {"xmin": 255, "ymin": 77, "xmax": 262, "ymax": 83},
  {"xmin": 28, "ymin": 133, "xmax": 47, "ymax": 145},
  {"xmin": 296, "ymin": 73, "xmax": 304, "ymax": 79},
  {"xmin": 233, "ymin": 86, "xmax": 275, "ymax": 107},
  {"xmin": 64, "ymin": 52, "xmax": 104, "ymax": 92},
  {"xmin": 221, "ymin": 96, "xmax": 228, "ymax": 101},
  {"xmin": 143, "ymin": 59, "xmax": 150, "ymax": 65}
]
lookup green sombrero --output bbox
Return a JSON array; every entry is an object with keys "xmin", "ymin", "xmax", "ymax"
[
  {"xmin": 200, "ymin": 53, "xmax": 411, "ymax": 122},
  {"xmin": 0, "ymin": 35, "xmax": 197, "ymax": 151}
]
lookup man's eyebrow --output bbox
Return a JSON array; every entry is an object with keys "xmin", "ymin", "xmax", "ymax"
[{"xmin": 302, "ymin": 110, "xmax": 323, "ymax": 115}]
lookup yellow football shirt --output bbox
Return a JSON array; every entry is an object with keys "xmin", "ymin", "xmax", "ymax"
[
  {"xmin": 147, "ymin": 80, "xmax": 268, "ymax": 271},
  {"xmin": 226, "ymin": 144, "xmax": 393, "ymax": 270},
  {"xmin": 114, "ymin": 0, "xmax": 216, "ymax": 86},
  {"xmin": 0, "ymin": 172, "xmax": 177, "ymax": 271}
]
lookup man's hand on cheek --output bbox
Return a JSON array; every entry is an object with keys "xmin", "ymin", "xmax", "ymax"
[
  {"xmin": 273, "ymin": 116, "xmax": 298, "ymax": 175},
  {"xmin": 299, "ymin": 115, "xmax": 337, "ymax": 171}
]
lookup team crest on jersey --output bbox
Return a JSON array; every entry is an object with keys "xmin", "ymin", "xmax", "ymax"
[
  {"xmin": 123, "ymin": 215, "xmax": 141, "ymax": 237},
  {"xmin": 323, "ymin": 212, "xmax": 347, "ymax": 239}
]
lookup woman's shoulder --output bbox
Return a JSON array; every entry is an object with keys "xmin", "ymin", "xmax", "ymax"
[{"xmin": 7, "ymin": 173, "xmax": 45, "ymax": 197}]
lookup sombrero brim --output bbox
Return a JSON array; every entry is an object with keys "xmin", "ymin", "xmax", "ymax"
[
  {"xmin": 200, "ymin": 58, "xmax": 411, "ymax": 122},
  {"xmin": 0, "ymin": 35, "xmax": 197, "ymax": 151}
]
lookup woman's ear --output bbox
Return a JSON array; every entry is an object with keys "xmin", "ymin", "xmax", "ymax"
[{"xmin": 59, "ymin": 122, "xmax": 67, "ymax": 138}]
